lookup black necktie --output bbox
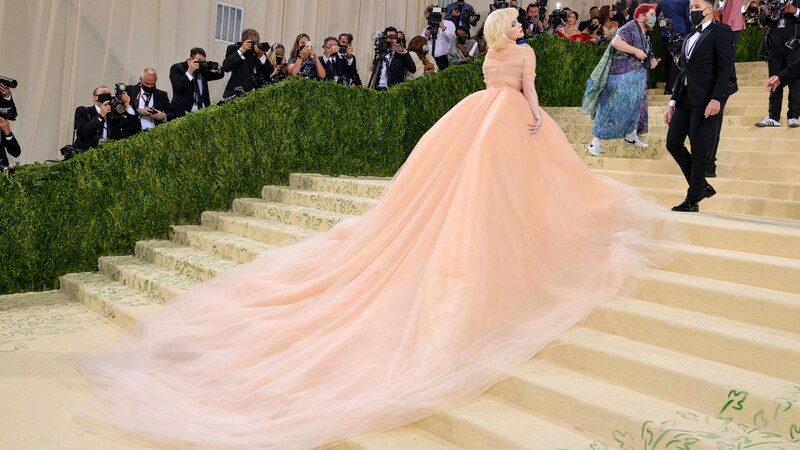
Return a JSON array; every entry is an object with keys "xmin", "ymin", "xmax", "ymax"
[{"xmin": 696, "ymin": 24, "xmax": 705, "ymax": 33}]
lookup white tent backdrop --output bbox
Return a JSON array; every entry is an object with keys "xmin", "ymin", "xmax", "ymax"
[{"xmin": 0, "ymin": 0, "xmax": 597, "ymax": 163}]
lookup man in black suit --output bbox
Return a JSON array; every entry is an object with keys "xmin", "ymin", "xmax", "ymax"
[
  {"xmin": 170, "ymin": 47, "xmax": 225, "ymax": 118},
  {"xmin": 0, "ymin": 116, "xmax": 20, "ymax": 167},
  {"xmin": 664, "ymin": 0, "xmax": 734, "ymax": 212},
  {"xmin": 222, "ymin": 28, "xmax": 273, "ymax": 99},
  {"xmin": 128, "ymin": 68, "xmax": 176, "ymax": 132},
  {"xmin": 755, "ymin": 0, "xmax": 800, "ymax": 128},
  {"xmin": 337, "ymin": 33, "xmax": 363, "ymax": 86},
  {"xmin": 767, "ymin": 58, "xmax": 800, "ymax": 88},
  {"xmin": 321, "ymin": 37, "xmax": 348, "ymax": 83},
  {"xmin": 369, "ymin": 27, "xmax": 416, "ymax": 90},
  {"xmin": 73, "ymin": 86, "xmax": 140, "ymax": 151}
]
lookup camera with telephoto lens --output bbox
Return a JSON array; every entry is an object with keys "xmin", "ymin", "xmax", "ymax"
[
  {"xmin": 489, "ymin": 0, "xmax": 509, "ymax": 11},
  {"xmin": 59, "ymin": 144, "xmax": 84, "ymax": 161},
  {"xmin": 101, "ymin": 83, "xmax": 130, "ymax": 120},
  {"xmin": 427, "ymin": 6, "xmax": 444, "ymax": 27},
  {"xmin": 0, "ymin": 107, "xmax": 17, "ymax": 121},
  {"xmin": 548, "ymin": 8, "xmax": 567, "ymax": 26},
  {"xmin": 198, "ymin": 60, "xmax": 220, "ymax": 72},
  {"xmin": 250, "ymin": 39, "xmax": 271, "ymax": 53},
  {"xmin": 765, "ymin": 0, "xmax": 791, "ymax": 20},
  {"xmin": 659, "ymin": 16, "xmax": 686, "ymax": 62},
  {"xmin": 0, "ymin": 75, "xmax": 18, "ymax": 89},
  {"xmin": 538, "ymin": 0, "xmax": 549, "ymax": 22},
  {"xmin": 373, "ymin": 32, "xmax": 395, "ymax": 56}
]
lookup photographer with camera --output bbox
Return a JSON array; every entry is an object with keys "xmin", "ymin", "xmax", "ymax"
[
  {"xmin": 267, "ymin": 44, "xmax": 290, "ymax": 83},
  {"xmin": 321, "ymin": 37, "xmax": 347, "ymax": 84},
  {"xmin": 369, "ymin": 27, "xmax": 416, "ymax": 90},
  {"xmin": 446, "ymin": 0, "xmax": 477, "ymax": 29},
  {"xmin": 744, "ymin": 1, "xmax": 762, "ymax": 26},
  {"xmin": 657, "ymin": 0, "xmax": 691, "ymax": 95},
  {"xmin": 73, "ymin": 86, "xmax": 140, "ymax": 152},
  {"xmin": 546, "ymin": 8, "xmax": 567, "ymax": 34},
  {"xmin": 128, "ymin": 68, "xmax": 175, "ymax": 131},
  {"xmin": 288, "ymin": 33, "xmax": 327, "ymax": 80},
  {"xmin": 337, "ymin": 33, "xmax": 363, "ymax": 86},
  {"xmin": 0, "ymin": 116, "xmax": 20, "ymax": 170},
  {"xmin": 170, "ymin": 47, "xmax": 224, "ymax": 118},
  {"xmin": 525, "ymin": 3, "xmax": 546, "ymax": 37},
  {"xmin": 222, "ymin": 28, "xmax": 274, "ymax": 99},
  {"xmin": 755, "ymin": 0, "xmax": 800, "ymax": 127},
  {"xmin": 423, "ymin": 5, "xmax": 457, "ymax": 71}
]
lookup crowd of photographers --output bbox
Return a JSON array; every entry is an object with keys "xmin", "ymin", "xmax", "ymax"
[{"xmin": 2, "ymin": 0, "xmax": 799, "ymax": 169}]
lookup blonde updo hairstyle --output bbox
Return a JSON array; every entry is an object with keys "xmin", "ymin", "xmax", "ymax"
[{"xmin": 484, "ymin": 8, "xmax": 519, "ymax": 50}]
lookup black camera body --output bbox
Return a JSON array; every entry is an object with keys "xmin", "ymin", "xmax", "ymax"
[
  {"xmin": 659, "ymin": 17, "xmax": 687, "ymax": 62},
  {"xmin": 59, "ymin": 144, "xmax": 84, "ymax": 161},
  {"xmin": 489, "ymin": 0, "xmax": 509, "ymax": 11},
  {"xmin": 198, "ymin": 60, "xmax": 220, "ymax": 72},
  {"xmin": 105, "ymin": 83, "xmax": 130, "ymax": 120},
  {"xmin": 765, "ymin": 0, "xmax": 791, "ymax": 20},
  {"xmin": 0, "ymin": 107, "xmax": 17, "ymax": 121},
  {"xmin": 537, "ymin": 0, "xmax": 549, "ymax": 22},
  {"xmin": 0, "ymin": 75, "xmax": 17, "ymax": 89},
  {"xmin": 548, "ymin": 8, "xmax": 567, "ymax": 26},
  {"xmin": 250, "ymin": 39, "xmax": 271, "ymax": 53},
  {"xmin": 428, "ymin": 6, "xmax": 444, "ymax": 27}
]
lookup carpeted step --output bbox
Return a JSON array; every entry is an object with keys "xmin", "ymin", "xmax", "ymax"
[
  {"xmin": 262, "ymin": 186, "xmax": 378, "ymax": 215},
  {"xmin": 171, "ymin": 225, "xmax": 271, "ymax": 263},
  {"xmin": 98, "ymin": 255, "xmax": 200, "ymax": 303},
  {"xmin": 289, "ymin": 173, "xmax": 390, "ymax": 200},
  {"xmin": 638, "ymin": 269, "xmax": 800, "ymax": 334},
  {"xmin": 567, "ymin": 132, "xmax": 800, "ymax": 152},
  {"xmin": 333, "ymin": 426, "xmax": 453, "ymax": 450},
  {"xmin": 60, "ymin": 272, "xmax": 163, "ymax": 331},
  {"xmin": 640, "ymin": 187, "xmax": 800, "ymax": 219},
  {"xmin": 135, "ymin": 240, "xmax": 238, "ymax": 282},
  {"xmin": 585, "ymin": 297, "xmax": 800, "ymax": 382},
  {"xmin": 542, "ymin": 327, "xmax": 798, "ymax": 437},
  {"xmin": 232, "ymin": 198, "xmax": 349, "ymax": 233},
  {"xmin": 561, "ymin": 122, "xmax": 800, "ymax": 141},
  {"xmin": 201, "ymin": 211, "xmax": 313, "ymax": 245},
  {"xmin": 552, "ymin": 114, "xmax": 766, "ymax": 127},
  {"xmin": 414, "ymin": 396, "xmax": 609, "ymax": 449},
  {"xmin": 583, "ymin": 156, "xmax": 800, "ymax": 183}
]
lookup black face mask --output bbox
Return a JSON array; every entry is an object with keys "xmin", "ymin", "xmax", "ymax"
[
  {"xmin": 690, "ymin": 9, "xmax": 706, "ymax": 26},
  {"xmin": 276, "ymin": 56, "xmax": 283, "ymax": 64},
  {"xmin": 141, "ymin": 85, "xmax": 155, "ymax": 94},
  {"xmin": 588, "ymin": 23, "xmax": 600, "ymax": 31},
  {"xmin": 96, "ymin": 93, "xmax": 112, "ymax": 104},
  {"xmin": 458, "ymin": 35, "xmax": 469, "ymax": 44},
  {"xmin": 748, "ymin": 6, "xmax": 758, "ymax": 12}
]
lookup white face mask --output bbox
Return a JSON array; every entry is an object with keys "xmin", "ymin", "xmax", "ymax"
[{"xmin": 422, "ymin": 45, "xmax": 430, "ymax": 54}]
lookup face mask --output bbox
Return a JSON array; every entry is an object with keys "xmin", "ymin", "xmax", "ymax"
[
  {"xmin": 422, "ymin": 45, "xmax": 430, "ymax": 54},
  {"xmin": 748, "ymin": 6, "xmax": 758, "ymax": 12},
  {"xmin": 276, "ymin": 56, "xmax": 283, "ymax": 64},
  {"xmin": 458, "ymin": 35, "xmax": 468, "ymax": 44},
  {"xmin": 646, "ymin": 15, "xmax": 657, "ymax": 27},
  {"xmin": 96, "ymin": 93, "xmax": 112, "ymax": 104},
  {"xmin": 141, "ymin": 85, "xmax": 155, "ymax": 94},
  {"xmin": 690, "ymin": 9, "xmax": 706, "ymax": 26},
  {"xmin": 588, "ymin": 23, "xmax": 600, "ymax": 31}
]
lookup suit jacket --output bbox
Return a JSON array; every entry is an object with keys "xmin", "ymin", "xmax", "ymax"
[
  {"xmin": 128, "ymin": 84, "xmax": 176, "ymax": 125},
  {"xmin": 73, "ymin": 104, "xmax": 141, "ymax": 151},
  {"xmin": 670, "ymin": 22, "xmax": 734, "ymax": 107},
  {"xmin": 779, "ymin": 59, "xmax": 800, "ymax": 86},
  {"xmin": 380, "ymin": 51, "xmax": 416, "ymax": 88},
  {"xmin": 1, "ymin": 132, "xmax": 21, "ymax": 166},
  {"xmin": 222, "ymin": 43, "xmax": 274, "ymax": 98},
  {"xmin": 169, "ymin": 61, "xmax": 225, "ymax": 117},
  {"xmin": 320, "ymin": 54, "xmax": 363, "ymax": 86}
]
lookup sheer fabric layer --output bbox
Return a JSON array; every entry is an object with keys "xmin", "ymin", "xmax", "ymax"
[{"xmin": 77, "ymin": 44, "xmax": 674, "ymax": 450}]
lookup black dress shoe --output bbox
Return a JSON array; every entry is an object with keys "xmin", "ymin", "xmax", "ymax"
[
  {"xmin": 702, "ymin": 185, "xmax": 716, "ymax": 200},
  {"xmin": 672, "ymin": 201, "xmax": 699, "ymax": 212}
]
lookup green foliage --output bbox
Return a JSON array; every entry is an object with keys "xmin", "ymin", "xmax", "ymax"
[
  {"xmin": 736, "ymin": 26, "xmax": 765, "ymax": 62},
  {"xmin": 0, "ymin": 37, "xmax": 605, "ymax": 294}
]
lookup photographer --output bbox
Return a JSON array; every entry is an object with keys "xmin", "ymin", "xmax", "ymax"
[
  {"xmin": 338, "ymin": 33, "xmax": 363, "ymax": 86},
  {"xmin": 525, "ymin": 3, "xmax": 546, "ymax": 37},
  {"xmin": 756, "ymin": 0, "xmax": 800, "ymax": 127},
  {"xmin": 129, "ymin": 68, "xmax": 175, "ymax": 131},
  {"xmin": 288, "ymin": 33, "xmax": 327, "ymax": 80},
  {"xmin": 744, "ymin": 1, "xmax": 762, "ymax": 26},
  {"xmin": 656, "ymin": 0, "xmax": 691, "ymax": 94},
  {"xmin": 0, "ymin": 117, "xmax": 20, "ymax": 169},
  {"xmin": 446, "ymin": 0, "xmax": 477, "ymax": 29},
  {"xmin": 267, "ymin": 44, "xmax": 290, "ymax": 83},
  {"xmin": 170, "ymin": 47, "xmax": 224, "ymax": 118},
  {"xmin": 222, "ymin": 28, "xmax": 274, "ymax": 98},
  {"xmin": 369, "ymin": 27, "xmax": 415, "ymax": 90},
  {"xmin": 448, "ymin": 27, "xmax": 479, "ymax": 66},
  {"xmin": 73, "ymin": 86, "xmax": 140, "ymax": 152},
  {"xmin": 423, "ymin": 5, "xmax": 457, "ymax": 70},
  {"xmin": 321, "ymin": 37, "xmax": 347, "ymax": 83}
]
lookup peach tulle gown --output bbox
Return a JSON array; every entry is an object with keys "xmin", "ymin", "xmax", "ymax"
[{"xmin": 77, "ymin": 43, "xmax": 672, "ymax": 449}]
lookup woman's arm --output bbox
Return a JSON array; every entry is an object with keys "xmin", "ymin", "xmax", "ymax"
[
  {"xmin": 611, "ymin": 33, "xmax": 647, "ymax": 60},
  {"xmin": 522, "ymin": 52, "xmax": 543, "ymax": 135}
]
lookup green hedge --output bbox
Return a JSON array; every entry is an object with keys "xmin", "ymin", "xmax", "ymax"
[{"xmin": 0, "ymin": 36, "xmax": 606, "ymax": 295}]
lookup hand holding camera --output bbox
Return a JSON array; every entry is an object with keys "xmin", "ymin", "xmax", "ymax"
[
  {"xmin": 99, "ymin": 101, "xmax": 112, "ymax": 118},
  {"xmin": 187, "ymin": 58, "xmax": 201, "ymax": 74},
  {"xmin": 0, "ymin": 84, "xmax": 11, "ymax": 99},
  {"xmin": 239, "ymin": 40, "xmax": 254, "ymax": 54}
]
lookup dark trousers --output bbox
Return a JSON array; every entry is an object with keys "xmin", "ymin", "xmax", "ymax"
[
  {"xmin": 434, "ymin": 55, "xmax": 449, "ymax": 71},
  {"xmin": 708, "ymin": 96, "xmax": 728, "ymax": 175},
  {"xmin": 662, "ymin": 37, "xmax": 679, "ymax": 94},
  {"xmin": 666, "ymin": 104, "xmax": 717, "ymax": 202},
  {"xmin": 767, "ymin": 47, "xmax": 800, "ymax": 120}
]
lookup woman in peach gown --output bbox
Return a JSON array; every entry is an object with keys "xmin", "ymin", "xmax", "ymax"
[{"xmin": 78, "ymin": 8, "xmax": 671, "ymax": 450}]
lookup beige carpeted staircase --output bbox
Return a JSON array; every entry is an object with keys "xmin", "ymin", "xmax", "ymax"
[{"xmin": 1, "ymin": 62, "xmax": 799, "ymax": 449}]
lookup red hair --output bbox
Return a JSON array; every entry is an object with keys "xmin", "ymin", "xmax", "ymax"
[{"xmin": 634, "ymin": 3, "xmax": 656, "ymax": 18}]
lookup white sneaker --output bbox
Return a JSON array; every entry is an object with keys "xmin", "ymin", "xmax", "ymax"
[
  {"xmin": 588, "ymin": 139, "xmax": 601, "ymax": 156},
  {"xmin": 788, "ymin": 118, "xmax": 800, "ymax": 128},
  {"xmin": 623, "ymin": 135, "xmax": 649, "ymax": 148},
  {"xmin": 755, "ymin": 117, "xmax": 781, "ymax": 127}
]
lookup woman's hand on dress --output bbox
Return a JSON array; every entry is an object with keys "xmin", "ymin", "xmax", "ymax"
[{"xmin": 529, "ymin": 115, "xmax": 543, "ymax": 136}]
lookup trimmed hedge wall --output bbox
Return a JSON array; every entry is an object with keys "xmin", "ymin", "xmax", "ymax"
[{"xmin": 1, "ymin": 29, "xmax": 757, "ymax": 294}]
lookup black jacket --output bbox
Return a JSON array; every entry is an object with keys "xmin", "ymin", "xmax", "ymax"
[
  {"xmin": 1, "ymin": 132, "xmax": 21, "ymax": 166},
  {"xmin": 169, "ymin": 61, "xmax": 225, "ymax": 117},
  {"xmin": 222, "ymin": 43, "xmax": 274, "ymax": 98},
  {"xmin": 73, "ymin": 105, "xmax": 140, "ymax": 151},
  {"xmin": 320, "ymin": 54, "xmax": 363, "ymax": 86},
  {"xmin": 375, "ymin": 51, "xmax": 416, "ymax": 88},
  {"xmin": 759, "ymin": 1, "xmax": 800, "ymax": 55},
  {"xmin": 671, "ymin": 22, "xmax": 734, "ymax": 107},
  {"xmin": 779, "ymin": 58, "xmax": 800, "ymax": 85},
  {"xmin": 128, "ymin": 84, "xmax": 176, "ymax": 125}
]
